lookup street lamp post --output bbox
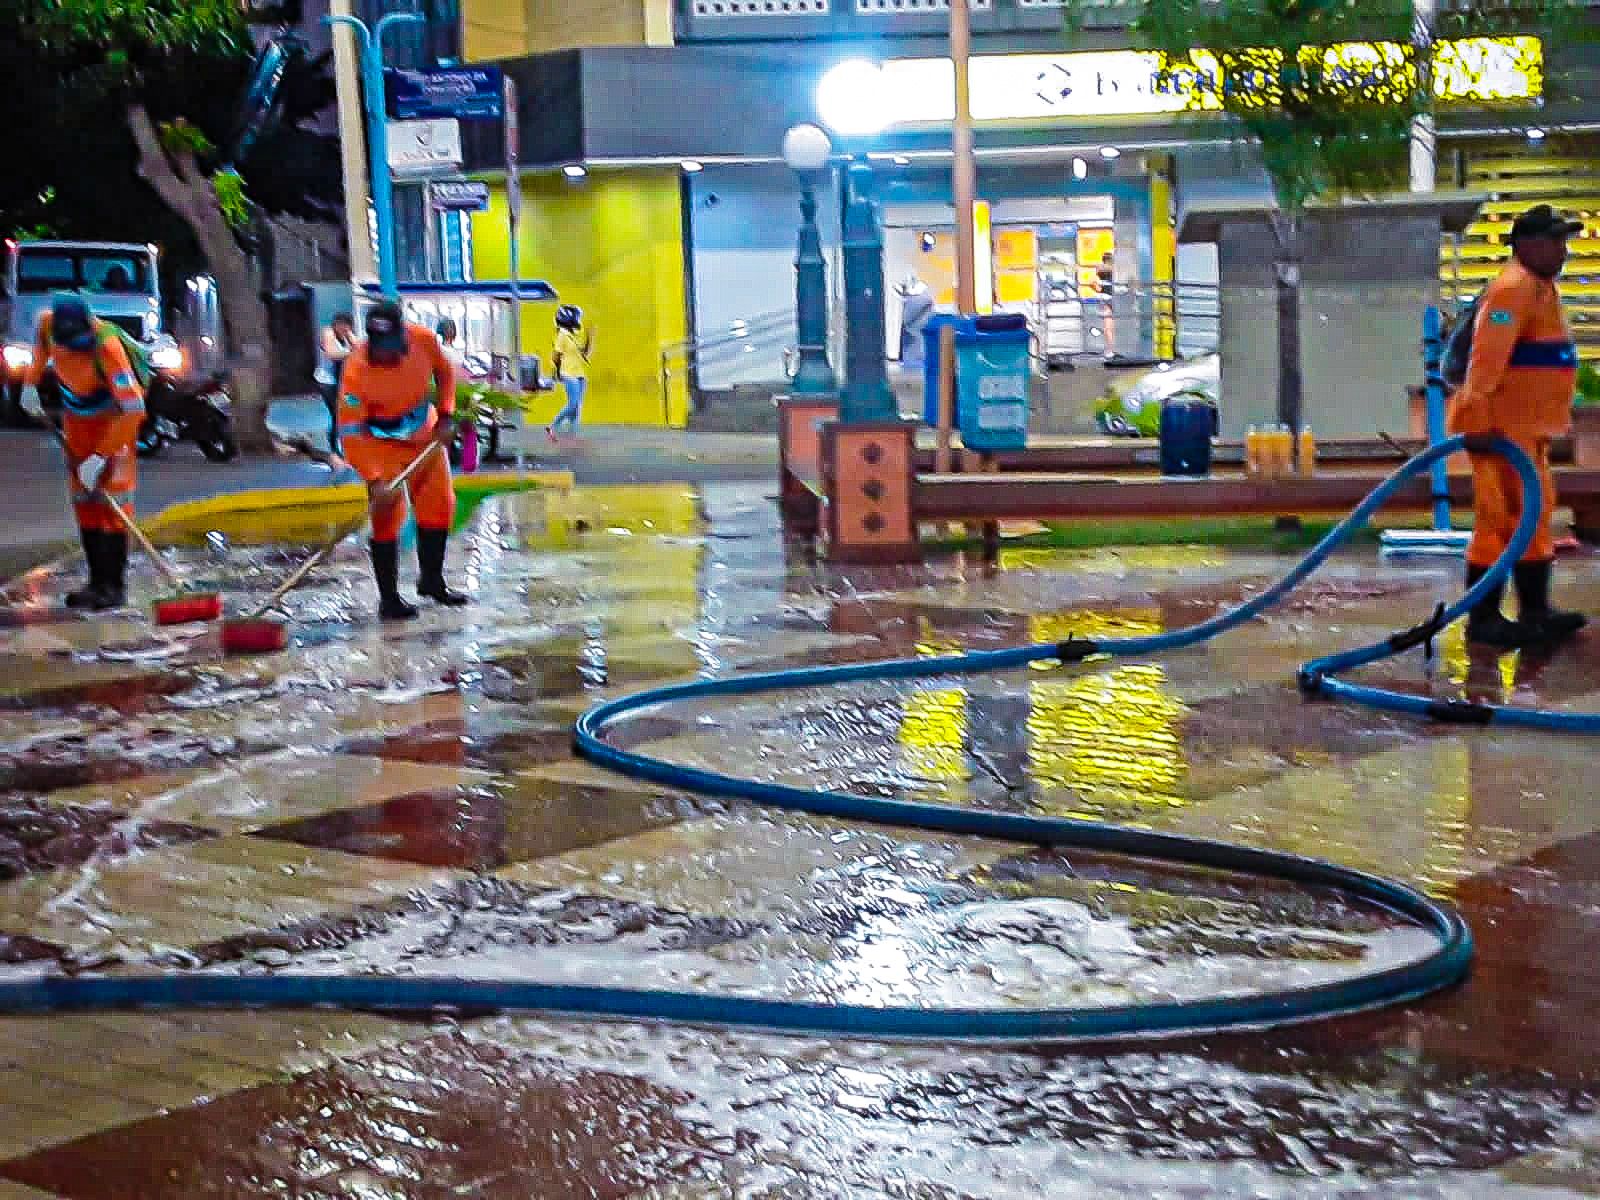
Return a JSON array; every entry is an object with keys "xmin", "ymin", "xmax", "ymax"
[
  {"xmin": 840, "ymin": 158, "xmax": 895, "ymax": 423},
  {"xmin": 781, "ymin": 124, "xmax": 837, "ymax": 397},
  {"xmin": 326, "ymin": 10, "xmax": 424, "ymax": 298}
]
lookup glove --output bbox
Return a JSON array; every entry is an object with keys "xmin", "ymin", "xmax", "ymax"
[
  {"xmin": 19, "ymin": 387, "xmax": 44, "ymax": 421},
  {"xmin": 433, "ymin": 418, "xmax": 457, "ymax": 446},
  {"xmin": 77, "ymin": 454, "xmax": 107, "ymax": 493}
]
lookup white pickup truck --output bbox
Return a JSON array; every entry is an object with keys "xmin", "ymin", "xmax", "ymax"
[{"xmin": 0, "ymin": 240, "xmax": 184, "ymax": 425}]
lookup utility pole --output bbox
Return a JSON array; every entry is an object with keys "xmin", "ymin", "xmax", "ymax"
[
  {"xmin": 951, "ymin": 0, "xmax": 978, "ymax": 315},
  {"xmin": 329, "ymin": 0, "xmax": 376, "ymax": 286}
]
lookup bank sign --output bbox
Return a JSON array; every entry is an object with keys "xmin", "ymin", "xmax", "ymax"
[
  {"xmin": 818, "ymin": 37, "xmax": 1540, "ymax": 130},
  {"xmin": 390, "ymin": 65, "xmax": 504, "ymax": 121}
]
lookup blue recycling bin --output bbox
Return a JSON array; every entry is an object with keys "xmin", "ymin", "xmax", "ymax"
[
  {"xmin": 1158, "ymin": 396, "xmax": 1214, "ymax": 477},
  {"xmin": 921, "ymin": 314, "xmax": 976, "ymax": 426},
  {"xmin": 955, "ymin": 314, "xmax": 1031, "ymax": 452}
]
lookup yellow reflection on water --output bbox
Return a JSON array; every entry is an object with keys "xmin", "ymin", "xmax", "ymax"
[
  {"xmin": 899, "ymin": 686, "xmax": 970, "ymax": 783},
  {"xmin": 1023, "ymin": 608, "xmax": 1189, "ymax": 816},
  {"xmin": 998, "ymin": 545, "xmax": 1227, "ymax": 574},
  {"xmin": 1439, "ymin": 621, "xmax": 1518, "ymax": 701}
]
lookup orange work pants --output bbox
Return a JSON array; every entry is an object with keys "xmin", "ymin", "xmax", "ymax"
[
  {"xmin": 365, "ymin": 439, "xmax": 455, "ymax": 541},
  {"xmin": 64, "ymin": 411, "xmax": 137, "ymax": 533},
  {"xmin": 1466, "ymin": 436, "xmax": 1555, "ymax": 568}
]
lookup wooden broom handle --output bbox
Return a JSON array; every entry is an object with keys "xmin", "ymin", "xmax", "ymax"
[{"xmin": 246, "ymin": 440, "xmax": 443, "ymax": 620}]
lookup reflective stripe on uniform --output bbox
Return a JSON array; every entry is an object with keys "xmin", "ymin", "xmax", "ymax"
[
  {"xmin": 365, "ymin": 398, "xmax": 433, "ymax": 440},
  {"xmin": 1508, "ymin": 339, "xmax": 1579, "ymax": 369},
  {"xmin": 61, "ymin": 388, "xmax": 114, "ymax": 417}
]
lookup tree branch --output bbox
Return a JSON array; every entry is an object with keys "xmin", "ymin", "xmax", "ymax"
[{"xmin": 126, "ymin": 103, "xmax": 199, "ymax": 221}]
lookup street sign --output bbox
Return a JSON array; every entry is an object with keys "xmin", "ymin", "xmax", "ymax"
[
  {"xmin": 387, "ymin": 118, "xmax": 462, "ymax": 175},
  {"xmin": 390, "ymin": 65, "xmax": 504, "ymax": 120},
  {"xmin": 430, "ymin": 179, "xmax": 490, "ymax": 213}
]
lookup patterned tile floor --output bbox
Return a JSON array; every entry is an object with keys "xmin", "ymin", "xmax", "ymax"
[{"xmin": 1, "ymin": 481, "xmax": 1599, "ymax": 1195}]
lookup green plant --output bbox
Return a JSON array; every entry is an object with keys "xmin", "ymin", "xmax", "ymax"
[
  {"xmin": 1576, "ymin": 364, "xmax": 1600, "ymax": 408},
  {"xmin": 210, "ymin": 167, "xmax": 249, "ymax": 230}
]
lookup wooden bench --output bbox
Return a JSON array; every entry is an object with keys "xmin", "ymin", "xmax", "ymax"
[{"xmin": 916, "ymin": 467, "xmax": 1600, "ymax": 534}]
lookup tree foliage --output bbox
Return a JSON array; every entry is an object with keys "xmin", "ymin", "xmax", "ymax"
[
  {"xmin": 1135, "ymin": 0, "xmax": 1595, "ymax": 213},
  {"xmin": 2, "ymin": 0, "xmax": 338, "ymax": 275}
]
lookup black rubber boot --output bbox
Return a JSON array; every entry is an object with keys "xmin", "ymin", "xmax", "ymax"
[
  {"xmin": 64, "ymin": 529, "xmax": 106, "ymax": 609},
  {"xmin": 91, "ymin": 531, "xmax": 128, "ymax": 611},
  {"xmin": 1464, "ymin": 562, "xmax": 1533, "ymax": 649},
  {"xmin": 416, "ymin": 529, "xmax": 469, "ymax": 606},
  {"xmin": 370, "ymin": 539, "xmax": 417, "ymax": 621},
  {"xmin": 1514, "ymin": 559, "xmax": 1587, "ymax": 644}
]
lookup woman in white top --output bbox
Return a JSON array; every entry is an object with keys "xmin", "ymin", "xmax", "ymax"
[{"xmin": 316, "ymin": 312, "xmax": 356, "ymax": 452}]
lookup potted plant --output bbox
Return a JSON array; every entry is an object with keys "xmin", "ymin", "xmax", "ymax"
[{"xmin": 1573, "ymin": 365, "xmax": 1600, "ymax": 468}]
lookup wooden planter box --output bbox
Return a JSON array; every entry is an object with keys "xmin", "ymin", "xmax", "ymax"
[{"xmin": 1573, "ymin": 406, "xmax": 1600, "ymax": 468}]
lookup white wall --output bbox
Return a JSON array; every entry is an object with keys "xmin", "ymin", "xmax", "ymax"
[{"xmin": 686, "ymin": 164, "xmax": 839, "ymax": 390}]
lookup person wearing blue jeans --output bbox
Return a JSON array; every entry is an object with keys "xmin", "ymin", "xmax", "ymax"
[{"xmin": 548, "ymin": 304, "xmax": 593, "ymax": 440}]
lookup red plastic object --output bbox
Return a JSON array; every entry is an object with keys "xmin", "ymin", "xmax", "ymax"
[
  {"xmin": 153, "ymin": 593, "xmax": 223, "ymax": 626},
  {"xmin": 219, "ymin": 618, "xmax": 290, "ymax": 655}
]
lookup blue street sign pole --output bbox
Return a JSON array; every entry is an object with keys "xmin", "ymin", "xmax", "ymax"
[{"xmin": 326, "ymin": 11, "xmax": 423, "ymax": 298}]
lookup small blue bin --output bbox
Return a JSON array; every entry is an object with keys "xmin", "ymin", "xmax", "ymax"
[
  {"xmin": 921, "ymin": 314, "xmax": 976, "ymax": 426},
  {"xmin": 956, "ymin": 315, "xmax": 1030, "ymax": 452},
  {"xmin": 1158, "ymin": 397, "xmax": 1214, "ymax": 477}
]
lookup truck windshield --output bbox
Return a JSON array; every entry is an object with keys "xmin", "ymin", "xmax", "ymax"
[{"xmin": 16, "ymin": 250, "xmax": 151, "ymax": 295}]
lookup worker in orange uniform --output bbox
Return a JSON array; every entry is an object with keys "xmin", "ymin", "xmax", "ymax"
[
  {"xmin": 337, "ymin": 301, "xmax": 469, "ymax": 620},
  {"xmin": 1448, "ymin": 205, "xmax": 1587, "ymax": 648},
  {"xmin": 21, "ymin": 295, "xmax": 145, "ymax": 610}
]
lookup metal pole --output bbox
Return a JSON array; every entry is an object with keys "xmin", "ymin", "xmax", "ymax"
[
  {"xmin": 950, "ymin": 0, "xmax": 977, "ymax": 315},
  {"xmin": 330, "ymin": 12, "xmax": 422, "ymax": 298},
  {"xmin": 327, "ymin": 0, "xmax": 376, "ymax": 286},
  {"xmin": 792, "ymin": 171, "xmax": 837, "ymax": 395},
  {"xmin": 840, "ymin": 159, "xmax": 895, "ymax": 423},
  {"xmin": 1422, "ymin": 305, "xmax": 1452, "ymax": 533},
  {"xmin": 1410, "ymin": 0, "xmax": 1437, "ymax": 192},
  {"xmin": 375, "ymin": 13, "xmax": 424, "ymax": 293},
  {"xmin": 505, "ymin": 74, "xmax": 523, "ymax": 393}
]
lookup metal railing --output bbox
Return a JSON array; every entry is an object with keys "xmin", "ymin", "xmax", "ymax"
[
  {"xmin": 661, "ymin": 308, "xmax": 795, "ymax": 412},
  {"xmin": 1031, "ymin": 279, "xmax": 1220, "ymax": 364}
]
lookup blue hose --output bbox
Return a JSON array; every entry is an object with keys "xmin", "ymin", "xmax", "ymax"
[{"xmin": 0, "ymin": 436, "xmax": 1569, "ymax": 1042}]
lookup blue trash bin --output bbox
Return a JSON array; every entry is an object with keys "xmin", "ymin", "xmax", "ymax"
[
  {"xmin": 922, "ymin": 314, "xmax": 976, "ymax": 426},
  {"xmin": 1158, "ymin": 397, "xmax": 1214, "ymax": 477},
  {"xmin": 955, "ymin": 315, "xmax": 1031, "ymax": 453}
]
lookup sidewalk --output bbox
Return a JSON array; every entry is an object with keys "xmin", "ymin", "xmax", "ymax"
[
  {"xmin": 271, "ymin": 395, "xmax": 779, "ymax": 484},
  {"xmin": 0, "ymin": 402, "xmax": 782, "ymax": 581}
]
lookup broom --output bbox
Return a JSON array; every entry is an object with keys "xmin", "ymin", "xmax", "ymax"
[
  {"xmin": 220, "ymin": 439, "xmax": 444, "ymax": 655},
  {"xmin": 43, "ymin": 424, "xmax": 222, "ymax": 624}
]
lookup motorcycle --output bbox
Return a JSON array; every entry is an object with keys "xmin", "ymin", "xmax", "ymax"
[{"xmin": 136, "ymin": 351, "xmax": 237, "ymax": 462}]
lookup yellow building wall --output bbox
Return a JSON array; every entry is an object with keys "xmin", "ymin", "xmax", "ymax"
[
  {"xmin": 1148, "ymin": 156, "xmax": 1177, "ymax": 360},
  {"xmin": 470, "ymin": 169, "xmax": 691, "ymax": 427},
  {"xmin": 462, "ymin": 0, "xmax": 672, "ymax": 55},
  {"xmin": 463, "ymin": 0, "xmax": 529, "ymax": 60}
]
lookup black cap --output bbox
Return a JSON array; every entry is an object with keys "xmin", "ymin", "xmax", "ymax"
[
  {"xmin": 364, "ymin": 301, "xmax": 408, "ymax": 356},
  {"xmin": 50, "ymin": 294, "xmax": 95, "ymax": 351},
  {"xmin": 1510, "ymin": 204, "xmax": 1585, "ymax": 243}
]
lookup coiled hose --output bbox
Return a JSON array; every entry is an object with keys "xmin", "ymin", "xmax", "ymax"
[{"xmin": 0, "ymin": 436, "xmax": 1559, "ymax": 1042}]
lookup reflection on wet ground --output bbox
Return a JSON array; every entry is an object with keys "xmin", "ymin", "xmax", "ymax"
[{"xmin": 1, "ymin": 480, "xmax": 1599, "ymax": 1195}]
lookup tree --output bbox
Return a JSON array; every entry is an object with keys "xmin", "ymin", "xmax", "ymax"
[
  {"xmin": 13, "ymin": 0, "xmax": 338, "ymax": 453},
  {"xmin": 1134, "ymin": 0, "xmax": 1592, "ymax": 436}
]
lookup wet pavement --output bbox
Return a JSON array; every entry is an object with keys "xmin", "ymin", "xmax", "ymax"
[{"xmin": 1, "ymin": 480, "xmax": 1599, "ymax": 1195}]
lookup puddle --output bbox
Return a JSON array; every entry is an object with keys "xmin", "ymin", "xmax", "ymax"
[{"xmin": 0, "ymin": 479, "xmax": 1598, "ymax": 1192}]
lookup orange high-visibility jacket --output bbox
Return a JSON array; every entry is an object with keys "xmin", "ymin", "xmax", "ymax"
[
  {"xmin": 1447, "ymin": 259, "xmax": 1578, "ymax": 441},
  {"xmin": 27, "ymin": 313, "xmax": 146, "ymax": 459},
  {"xmin": 338, "ymin": 324, "xmax": 456, "ymax": 480}
]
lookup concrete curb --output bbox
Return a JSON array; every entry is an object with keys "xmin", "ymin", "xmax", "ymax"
[
  {"xmin": 142, "ymin": 468, "xmax": 575, "ymax": 536},
  {"xmin": 0, "ymin": 468, "xmax": 575, "ymax": 589}
]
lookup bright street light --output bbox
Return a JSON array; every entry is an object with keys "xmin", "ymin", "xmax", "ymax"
[{"xmin": 816, "ymin": 60, "xmax": 893, "ymax": 136}]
